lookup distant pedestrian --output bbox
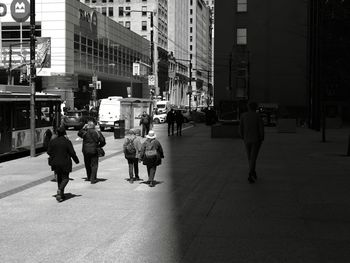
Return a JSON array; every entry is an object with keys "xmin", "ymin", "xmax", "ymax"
[
  {"xmin": 78, "ymin": 120, "xmax": 106, "ymax": 184},
  {"xmin": 239, "ymin": 101, "xmax": 264, "ymax": 183},
  {"xmin": 47, "ymin": 127, "xmax": 79, "ymax": 202},
  {"xmin": 123, "ymin": 129, "xmax": 142, "ymax": 183},
  {"xmin": 139, "ymin": 111, "xmax": 152, "ymax": 137},
  {"xmin": 175, "ymin": 110, "xmax": 185, "ymax": 136},
  {"xmin": 166, "ymin": 109, "xmax": 176, "ymax": 136},
  {"xmin": 45, "ymin": 128, "xmax": 58, "ymax": 182},
  {"xmin": 140, "ymin": 130, "xmax": 164, "ymax": 187}
]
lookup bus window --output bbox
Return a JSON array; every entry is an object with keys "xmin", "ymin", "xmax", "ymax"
[{"xmin": 13, "ymin": 106, "xmax": 29, "ymax": 130}]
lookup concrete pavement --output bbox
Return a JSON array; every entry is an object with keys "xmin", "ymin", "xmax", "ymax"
[{"xmin": 0, "ymin": 124, "xmax": 350, "ymax": 262}]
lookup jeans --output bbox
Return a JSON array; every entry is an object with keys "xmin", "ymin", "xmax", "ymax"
[
  {"xmin": 127, "ymin": 158, "xmax": 139, "ymax": 179},
  {"xmin": 168, "ymin": 122, "xmax": 174, "ymax": 135},
  {"xmin": 244, "ymin": 141, "xmax": 262, "ymax": 175},
  {"xmin": 56, "ymin": 170, "xmax": 69, "ymax": 194},
  {"xmin": 176, "ymin": 123, "xmax": 183, "ymax": 136},
  {"xmin": 84, "ymin": 153, "xmax": 99, "ymax": 182},
  {"xmin": 142, "ymin": 124, "xmax": 150, "ymax": 137},
  {"xmin": 146, "ymin": 165, "xmax": 157, "ymax": 182}
]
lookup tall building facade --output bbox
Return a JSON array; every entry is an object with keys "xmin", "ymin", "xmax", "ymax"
[
  {"xmin": 167, "ymin": 0, "xmax": 190, "ymax": 106},
  {"xmin": 214, "ymin": 0, "xmax": 308, "ymax": 116},
  {"xmin": 189, "ymin": 0, "xmax": 212, "ymax": 108},
  {"xmin": 0, "ymin": 0, "xmax": 150, "ymax": 109},
  {"xmin": 82, "ymin": 0, "xmax": 169, "ymax": 98}
]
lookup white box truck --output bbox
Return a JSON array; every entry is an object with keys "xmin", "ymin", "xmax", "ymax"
[{"xmin": 98, "ymin": 96, "xmax": 123, "ymax": 131}]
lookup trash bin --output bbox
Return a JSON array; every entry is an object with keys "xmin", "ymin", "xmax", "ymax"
[{"xmin": 114, "ymin": 120, "xmax": 125, "ymax": 139}]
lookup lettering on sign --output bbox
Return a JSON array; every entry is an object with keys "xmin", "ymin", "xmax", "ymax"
[
  {"xmin": 10, "ymin": 0, "xmax": 30, "ymax": 22},
  {"xmin": 0, "ymin": 3, "xmax": 7, "ymax": 17}
]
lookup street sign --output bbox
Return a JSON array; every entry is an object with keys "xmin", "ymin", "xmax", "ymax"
[
  {"xmin": 11, "ymin": 0, "xmax": 30, "ymax": 23},
  {"xmin": 96, "ymin": 80, "xmax": 101, "ymax": 90},
  {"xmin": 148, "ymin": 75, "xmax": 155, "ymax": 86},
  {"xmin": 133, "ymin": 62, "xmax": 140, "ymax": 76}
]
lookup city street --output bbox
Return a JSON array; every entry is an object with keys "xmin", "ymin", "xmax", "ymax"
[{"xmin": 1, "ymin": 124, "xmax": 350, "ymax": 262}]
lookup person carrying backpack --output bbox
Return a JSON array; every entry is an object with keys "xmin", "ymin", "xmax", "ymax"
[
  {"xmin": 123, "ymin": 129, "xmax": 142, "ymax": 183},
  {"xmin": 140, "ymin": 130, "xmax": 164, "ymax": 187}
]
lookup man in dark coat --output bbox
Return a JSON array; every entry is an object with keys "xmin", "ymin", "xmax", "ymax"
[
  {"xmin": 166, "ymin": 109, "xmax": 176, "ymax": 136},
  {"xmin": 239, "ymin": 101, "xmax": 265, "ymax": 183},
  {"xmin": 139, "ymin": 111, "xmax": 152, "ymax": 137},
  {"xmin": 78, "ymin": 121, "xmax": 106, "ymax": 184},
  {"xmin": 175, "ymin": 110, "xmax": 185, "ymax": 136},
  {"xmin": 47, "ymin": 127, "xmax": 79, "ymax": 202},
  {"xmin": 140, "ymin": 130, "xmax": 164, "ymax": 187}
]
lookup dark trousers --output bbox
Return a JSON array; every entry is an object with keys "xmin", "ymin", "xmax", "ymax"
[
  {"xmin": 244, "ymin": 141, "xmax": 262, "ymax": 175},
  {"xmin": 176, "ymin": 123, "xmax": 183, "ymax": 136},
  {"xmin": 142, "ymin": 124, "xmax": 150, "ymax": 137},
  {"xmin": 127, "ymin": 158, "xmax": 139, "ymax": 179},
  {"xmin": 146, "ymin": 165, "xmax": 157, "ymax": 182},
  {"xmin": 56, "ymin": 171, "xmax": 69, "ymax": 194},
  {"xmin": 84, "ymin": 153, "xmax": 99, "ymax": 182},
  {"xmin": 168, "ymin": 122, "xmax": 174, "ymax": 135}
]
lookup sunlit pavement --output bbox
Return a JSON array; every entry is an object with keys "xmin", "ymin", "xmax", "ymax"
[{"xmin": 0, "ymin": 124, "xmax": 350, "ymax": 262}]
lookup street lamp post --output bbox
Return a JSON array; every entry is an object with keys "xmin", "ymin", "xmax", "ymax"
[
  {"xmin": 174, "ymin": 58, "xmax": 192, "ymax": 111},
  {"xmin": 29, "ymin": 0, "xmax": 36, "ymax": 157}
]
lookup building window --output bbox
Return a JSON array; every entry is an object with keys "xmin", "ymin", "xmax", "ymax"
[
  {"xmin": 190, "ymin": 18, "xmax": 193, "ymax": 24},
  {"xmin": 85, "ymin": 0, "xmax": 90, "ymax": 3},
  {"xmin": 142, "ymin": 6, "xmax": 147, "ymax": 16},
  {"xmin": 92, "ymin": 0, "xmax": 96, "ymax": 3},
  {"xmin": 237, "ymin": 0, "xmax": 247, "ymax": 12},
  {"xmin": 119, "ymin": 7, "xmax": 124, "ymax": 16},
  {"xmin": 190, "ymin": 45, "xmax": 192, "ymax": 51},
  {"xmin": 190, "ymin": 9, "xmax": 193, "ymax": 15},
  {"xmin": 126, "ymin": 0, "xmax": 130, "ymax": 2},
  {"xmin": 102, "ymin": 7, "xmax": 107, "ymax": 16},
  {"xmin": 109, "ymin": 0, "xmax": 113, "ymax": 2},
  {"xmin": 108, "ymin": 7, "xmax": 114, "ymax": 17},
  {"xmin": 190, "ymin": 36, "xmax": 193, "ymax": 42},
  {"xmin": 102, "ymin": 0, "xmax": 106, "ymax": 3},
  {"xmin": 142, "ymin": 0, "xmax": 147, "ymax": 2},
  {"xmin": 125, "ymin": 21, "xmax": 131, "ymax": 29},
  {"xmin": 190, "ymin": 0, "xmax": 193, "ymax": 5},
  {"xmin": 125, "ymin": 6, "xmax": 131, "ymax": 16},
  {"xmin": 236, "ymin": 28, "xmax": 247, "ymax": 45},
  {"xmin": 142, "ymin": 21, "xmax": 147, "ymax": 31},
  {"xmin": 190, "ymin": 27, "xmax": 192, "ymax": 33}
]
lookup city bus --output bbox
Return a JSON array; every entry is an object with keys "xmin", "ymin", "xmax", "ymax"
[{"xmin": 0, "ymin": 85, "xmax": 61, "ymax": 157}]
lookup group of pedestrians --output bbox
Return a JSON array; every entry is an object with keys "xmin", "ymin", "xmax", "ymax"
[
  {"xmin": 47, "ymin": 120, "xmax": 106, "ymax": 202},
  {"xmin": 166, "ymin": 109, "xmax": 185, "ymax": 136},
  {"xmin": 123, "ymin": 129, "xmax": 164, "ymax": 187}
]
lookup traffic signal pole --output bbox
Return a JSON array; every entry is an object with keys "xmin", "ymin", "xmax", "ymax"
[{"xmin": 29, "ymin": 0, "xmax": 36, "ymax": 157}]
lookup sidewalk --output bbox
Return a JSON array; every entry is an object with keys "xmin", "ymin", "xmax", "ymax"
[{"xmin": 0, "ymin": 124, "xmax": 349, "ymax": 262}]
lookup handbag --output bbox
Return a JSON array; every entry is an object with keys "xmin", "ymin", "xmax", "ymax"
[{"xmin": 97, "ymin": 147, "xmax": 105, "ymax": 157}]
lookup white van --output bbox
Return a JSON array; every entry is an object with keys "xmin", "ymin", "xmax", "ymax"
[
  {"xmin": 98, "ymin": 96, "xmax": 123, "ymax": 131},
  {"xmin": 155, "ymin": 100, "xmax": 170, "ymax": 114}
]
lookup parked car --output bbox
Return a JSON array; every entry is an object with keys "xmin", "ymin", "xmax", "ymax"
[
  {"xmin": 153, "ymin": 113, "xmax": 166, "ymax": 124},
  {"xmin": 62, "ymin": 110, "xmax": 90, "ymax": 130}
]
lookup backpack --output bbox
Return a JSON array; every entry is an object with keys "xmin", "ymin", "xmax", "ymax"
[
  {"xmin": 145, "ymin": 141, "xmax": 157, "ymax": 158},
  {"xmin": 125, "ymin": 138, "xmax": 136, "ymax": 155}
]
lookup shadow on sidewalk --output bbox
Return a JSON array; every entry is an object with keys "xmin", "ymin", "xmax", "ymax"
[{"xmin": 52, "ymin": 193, "xmax": 82, "ymax": 202}]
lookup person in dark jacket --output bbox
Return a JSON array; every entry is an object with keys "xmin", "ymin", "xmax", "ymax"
[
  {"xmin": 140, "ymin": 130, "xmax": 164, "ymax": 187},
  {"xmin": 166, "ymin": 109, "xmax": 176, "ymax": 136},
  {"xmin": 139, "ymin": 111, "xmax": 152, "ymax": 138},
  {"xmin": 175, "ymin": 110, "xmax": 185, "ymax": 136},
  {"xmin": 239, "ymin": 101, "xmax": 265, "ymax": 183},
  {"xmin": 47, "ymin": 127, "xmax": 79, "ymax": 202},
  {"xmin": 78, "ymin": 121, "xmax": 106, "ymax": 184}
]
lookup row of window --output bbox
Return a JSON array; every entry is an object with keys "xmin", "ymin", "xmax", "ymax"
[{"xmin": 85, "ymin": 0, "xmax": 148, "ymax": 3}]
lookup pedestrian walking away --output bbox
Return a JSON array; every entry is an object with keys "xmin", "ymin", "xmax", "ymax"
[
  {"xmin": 175, "ymin": 110, "xmax": 185, "ymax": 136},
  {"xmin": 239, "ymin": 101, "xmax": 264, "ymax": 183},
  {"xmin": 78, "ymin": 121, "xmax": 106, "ymax": 184},
  {"xmin": 139, "ymin": 111, "xmax": 152, "ymax": 138},
  {"xmin": 140, "ymin": 130, "xmax": 164, "ymax": 187},
  {"xmin": 123, "ymin": 129, "xmax": 142, "ymax": 183},
  {"xmin": 47, "ymin": 127, "xmax": 79, "ymax": 202},
  {"xmin": 166, "ymin": 109, "xmax": 176, "ymax": 136}
]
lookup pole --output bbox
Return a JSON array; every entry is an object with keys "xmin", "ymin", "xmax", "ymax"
[
  {"xmin": 229, "ymin": 52, "xmax": 232, "ymax": 99},
  {"xmin": 150, "ymin": 11, "xmax": 154, "ymax": 100},
  {"xmin": 189, "ymin": 60, "xmax": 192, "ymax": 111},
  {"xmin": 29, "ymin": 0, "xmax": 36, "ymax": 157},
  {"xmin": 7, "ymin": 46, "xmax": 12, "ymax": 85}
]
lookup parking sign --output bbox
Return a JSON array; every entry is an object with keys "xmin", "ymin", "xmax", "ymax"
[{"xmin": 148, "ymin": 75, "xmax": 155, "ymax": 86}]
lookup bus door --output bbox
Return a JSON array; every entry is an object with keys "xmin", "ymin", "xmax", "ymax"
[{"xmin": 0, "ymin": 104, "xmax": 12, "ymax": 154}]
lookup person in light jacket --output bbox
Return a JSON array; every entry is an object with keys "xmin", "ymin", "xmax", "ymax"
[
  {"xmin": 47, "ymin": 127, "xmax": 79, "ymax": 202},
  {"xmin": 140, "ymin": 130, "xmax": 164, "ymax": 187},
  {"xmin": 239, "ymin": 101, "xmax": 265, "ymax": 183}
]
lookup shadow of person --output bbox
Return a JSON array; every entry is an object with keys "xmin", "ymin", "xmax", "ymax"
[
  {"xmin": 96, "ymin": 178, "xmax": 107, "ymax": 183},
  {"xmin": 140, "ymin": 180, "xmax": 164, "ymax": 186},
  {"xmin": 63, "ymin": 193, "xmax": 82, "ymax": 201}
]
